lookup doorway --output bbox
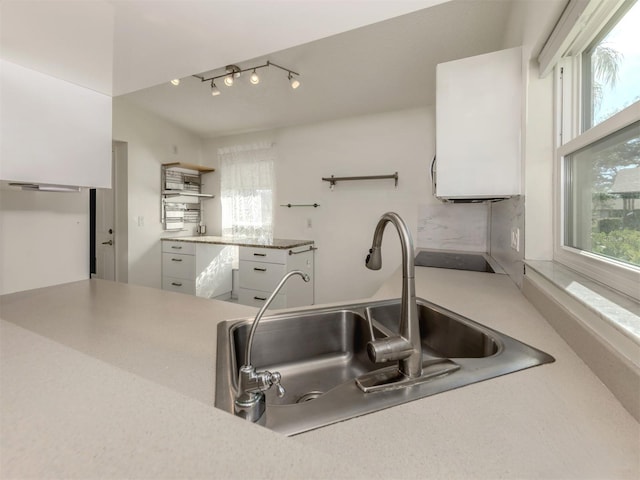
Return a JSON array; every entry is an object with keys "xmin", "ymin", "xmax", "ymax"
[{"xmin": 90, "ymin": 141, "xmax": 128, "ymax": 282}]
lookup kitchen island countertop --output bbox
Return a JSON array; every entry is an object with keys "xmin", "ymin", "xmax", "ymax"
[
  {"xmin": 162, "ymin": 235, "xmax": 314, "ymax": 250},
  {"xmin": 1, "ymin": 268, "xmax": 638, "ymax": 479}
]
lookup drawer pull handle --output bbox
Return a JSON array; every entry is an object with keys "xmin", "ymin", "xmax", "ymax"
[
  {"xmin": 253, "ymin": 253, "xmax": 266, "ymax": 257},
  {"xmin": 171, "ymin": 282, "xmax": 183, "ymax": 287},
  {"xmin": 171, "ymin": 246, "xmax": 182, "ymax": 249},
  {"xmin": 254, "ymin": 296, "xmax": 267, "ymax": 301},
  {"xmin": 254, "ymin": 267, "xmax": 267, "ymax": 272},
  {"xmin": 171, "ymin": 258, "xmax": 183, "ymax": 262}
]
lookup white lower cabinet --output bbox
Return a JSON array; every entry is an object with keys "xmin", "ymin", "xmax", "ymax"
[
  {"xmin": 161, "ymin": 241, "xmax": 233, "ymax": 299},
  {"xmin": 238, "ymin": 245, "xmax": 314, "ymax": 308}
]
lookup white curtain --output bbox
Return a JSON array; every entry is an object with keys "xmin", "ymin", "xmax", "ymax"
[{"xmin": 219, "ymin": 142, "xmax": 275, "ymax": 240}]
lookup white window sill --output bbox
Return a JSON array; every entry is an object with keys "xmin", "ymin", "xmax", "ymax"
[{"xmin": 525, "ymin": 260, "xmax": 640, "ymax": 364}]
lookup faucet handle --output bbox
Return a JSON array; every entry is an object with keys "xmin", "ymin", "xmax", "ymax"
[{"xmin": 268, "ymin": 371, "xmax": 286, "ymax": 398}]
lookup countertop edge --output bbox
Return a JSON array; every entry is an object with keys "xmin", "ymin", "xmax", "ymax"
[{"xmin": 162, "ymin": 236, "xmax": 314, "ymax": 250}]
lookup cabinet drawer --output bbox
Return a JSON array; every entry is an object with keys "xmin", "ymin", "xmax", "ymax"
[
  {"xmin": 162, "ymin": 276, "xmax": 196, "ymax": 295},
  {"xmin": 238, "ymin": 288, "xmax": 286, "ymax": 309},
  {"xmin": 162, "ymin": 240, "xmax": 196, "ymax": 255},
  {"xmin": 239, "ymin": 246, "xmax": 287, "ymax": 265},
  {"xmin": 238, "ymin": 261, "xmax": 286, "ymax": 291},
  {"xmin": 162, "ymin": 252, "xmax": 195, "ymax": 279}
]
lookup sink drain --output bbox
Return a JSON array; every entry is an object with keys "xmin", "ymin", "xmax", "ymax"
[{"xmin": 296, "ymin": 391, "xmax": 323, "ymax": 403}]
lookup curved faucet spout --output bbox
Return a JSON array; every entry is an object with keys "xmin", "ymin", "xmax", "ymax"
[
  {"xmin": 244, "ymin": 270, "xmax": 310, "ymax": 367},
  {"xmin": 235, "ymin": 270, "xmax": 310, "ymax": 422},
  {"xmin": 365, "ymin": 212, "xmax": 422, "ymax": 379},
  {"xmin": 366, "ymin": 212, "xmax": 415, "ymax": 281}
]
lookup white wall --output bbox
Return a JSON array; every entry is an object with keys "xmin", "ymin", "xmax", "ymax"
[
  {"xmin": 0, "ymin": 187, "xmax": 89, "ymax": 295},
  {"xmin": 501, "ymin": 1, "xmax": 563, "ymax": 262},
  {"xmin": 112, "ymin": 98, "xmax": 205, "ymax": 289},
  {"xmin": 204, "ymin": 107, "xmax": 444, "ymax": 303}
]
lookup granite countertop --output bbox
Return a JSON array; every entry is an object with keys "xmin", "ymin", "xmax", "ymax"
[
  {"xmin": 162, "ymin": 235, "xmax": 314, "ymax": 250},
  {"xmin": 1, "ymin": 268, "xmax": 638, "ymax": 478}
]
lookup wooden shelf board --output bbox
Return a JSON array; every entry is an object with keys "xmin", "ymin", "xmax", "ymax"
[{"xmin": 162, "ymin": 162, "xmax": 215, "ymax": 173}]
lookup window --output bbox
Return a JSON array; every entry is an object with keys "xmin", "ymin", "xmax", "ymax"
[
  {"xmin": 564, "ymin": 122, "xmax": 640, "ymax": 267},
  {"xmin": 555, "ymin": 0, "xmax": 640, "ymax": 300},
  {"xmin": 219, "ymin": 143, "xmax": 275, "ymax": 240},
  {"xmin": 582, "ymin": 1, "xmax": 640, "ymax": 130}
]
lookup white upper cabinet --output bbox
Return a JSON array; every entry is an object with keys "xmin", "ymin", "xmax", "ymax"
[
  {"xmin": 435, "ymin": 47, "xmax": 522, "ymax": 200},
  {"xmin": 0, "ymin": 60, "xmax": 112, "ymax": 188}
]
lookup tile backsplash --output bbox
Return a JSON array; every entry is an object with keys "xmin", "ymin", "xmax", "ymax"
[
  {"xmin": 417, "ymin": 197, "xmax": 525, "ymax": 287},
  {"xmin": 417, "ymin": 203, "xmax": 489, "ymax": 252},
  {"xmin": 490, "ymin": 195, "xmax": 525, "ymax": 286}
]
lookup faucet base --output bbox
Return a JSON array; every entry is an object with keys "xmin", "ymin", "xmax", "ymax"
[
  {"xmin": 355, "ymin": 358, "xmax": 460, "ymax": 393},
  {"xmin": 235, "ymin": 390, "xmax": 266, "ymax": 422}
]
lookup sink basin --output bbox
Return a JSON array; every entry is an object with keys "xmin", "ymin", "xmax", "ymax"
[
  {"xmin": 229, "ymin": 310, "xmax": 381, "ymax": 406},
  {"xmin": 215, "ymin": 298, "xmax": 554, "ymax": 435},
  {"xmin": 367, "ymin": 302, "xmax": 498, "ymax": 358}
]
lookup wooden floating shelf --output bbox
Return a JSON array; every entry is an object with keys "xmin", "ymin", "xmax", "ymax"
[{"xmin": 162, "ymin": 162, "xmax": 215, "ymax": 173}]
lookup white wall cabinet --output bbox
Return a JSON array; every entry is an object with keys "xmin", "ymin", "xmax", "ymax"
[
  {"xmin": 162, "ymin": 240, "xmax": 233, "ymax": 299},
  {"xmin": 238, "ymin": 245, "xmax": 314, "ymax": 309},
  {"xmin": 435, "ymin": 47, "xmax": 522, "ymax": 200},
  {"xmin": 0, "ymin": 60, "xmax": 112, "ymax": 188}
]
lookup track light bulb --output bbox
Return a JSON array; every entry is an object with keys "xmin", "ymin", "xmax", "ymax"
[
  {"xmin": 250, "ymin": 70, "xmax": 260, "ymax": 85},
  {"xmin": 224, "ymin": 75, "xmax": 234, "ymax": 87},
  {"xmin": 211, "ymin": 81, "xmax": 220, "ymax": 96},
  {"xmin": 288, "ymin": 73, "xmax": 301, "ymax": 89},
  {"xmin": 170, "ymin": 78, "xmax": 180, "ymax": 86}
]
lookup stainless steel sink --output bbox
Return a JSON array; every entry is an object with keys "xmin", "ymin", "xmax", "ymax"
[
  {"xmin": 228, "ymin": 310, "xmax": 381, "ymax": 406},
  {"xmin": 368, "ymin": 302, "xmax": 498, "ymax": 358},
  {"xmin": 215, "ymin": 297, "xmax": 554, "ymax": 436}
]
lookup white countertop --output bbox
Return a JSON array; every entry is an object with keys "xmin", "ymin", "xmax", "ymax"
[
  {"xmin": 1, "ymin": 268, "xmax": 638, "ymax": 479},
  {"xmin": 162, "ymin": 235, "xmax": 314, "ymax": 250}
]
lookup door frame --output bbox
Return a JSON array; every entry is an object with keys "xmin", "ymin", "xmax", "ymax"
[{"xmin": 90, "ymin": 140, "xmax": 128, "ymax": 282}]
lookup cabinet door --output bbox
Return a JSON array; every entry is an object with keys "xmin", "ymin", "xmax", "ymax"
[
  {"xmin": 162, "ymin": 277, "xmax": 196, "ymax": 295},
  {"xmin": 239, "ymin": 261, "xmax": 287, "ymax": 292},
  {"xmin": 238, "ymin": 288, "xmax": 286, "ymax": 309},
  {"xmin": 239, "ymin": 246, "xmax": 287, "ymax": 265},
  {"xmin": 436, "ymin": 47, "xmax": 522, "ymax": 199},
  {"xmin": 162, "ymin": 240, "xmax": 196, "ymax": 255},
  {"xmin": 0, "ymin": 60, "xmax": 111, "ymax": 188},
  {"xmin": 162, "ymin": 253, "xmax": 195, "ymax": 279}
]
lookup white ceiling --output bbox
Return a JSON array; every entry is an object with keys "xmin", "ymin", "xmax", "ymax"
[
  {"xmin": 119, "ymin": 0, "xmax": 518, "ymax": 138},
  {"xmin": 2, "ymin": 0, "xmax": 560, "ymax": 141},
  {"xmin": 0, "ymin": 0, "xmax": 445, "ymax": 95}
]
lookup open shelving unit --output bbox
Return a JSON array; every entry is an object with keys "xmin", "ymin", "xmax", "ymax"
[{"xmin": 161, "ymin": 162, "xmax": 215, "ymax": 230}]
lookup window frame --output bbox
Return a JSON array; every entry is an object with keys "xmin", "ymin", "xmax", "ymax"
[
  {"xmin": 580, "ymin": 1, "xmax": 636, "ymax": 131},
  {"xmin": 554, "ymin": 49, "xmax": 640, "ymax": 301}
]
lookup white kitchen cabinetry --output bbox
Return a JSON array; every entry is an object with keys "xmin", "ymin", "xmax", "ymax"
[
  {"xmin": 435, "ymin": 47, "xmax": 522, "ymax": 200},
  {"xmin": 0, "ymin": 60, "xmax": 112, "ymax": 188},
  {"xmin": 238, "ymin": 246, "xmax": 314, "ymax": 308},
  {"xmin": 162, "ymin": 240, "xmax": 233, "ymax": 299}
]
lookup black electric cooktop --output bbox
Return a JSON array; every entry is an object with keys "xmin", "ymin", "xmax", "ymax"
[{"xmin": 414, "ymin": 251, "xmax": 495, "ymax": 273}]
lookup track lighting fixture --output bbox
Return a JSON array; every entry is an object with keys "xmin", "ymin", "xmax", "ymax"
[
  {"xmin": 250, "ymin": 69, "xmax": 260, "ymax": 85},
  {"xmin": 170, "ymin": 78, "xmax": 180, "ymax": 86},
  {"xmin": 288, "ymin": 72, "xmax": 301, "ymax": 89},
  {"xmin": 191, "ymin": 60, "xmax": 300, "ymax": 97}
]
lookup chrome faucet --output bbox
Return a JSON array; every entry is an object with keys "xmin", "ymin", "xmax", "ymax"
[
  {"xmin": 234, "ymin": 270, "xmax": 310, "ymax": 422},
  {"xmin": 365, "ymin": 212, "xmax": 422, "ymax": 379}
]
